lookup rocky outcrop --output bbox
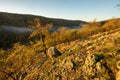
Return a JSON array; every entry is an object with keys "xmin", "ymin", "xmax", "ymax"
[{"xmin": 82, "ymin": 53, "xmax": 108, "ymax": 80}]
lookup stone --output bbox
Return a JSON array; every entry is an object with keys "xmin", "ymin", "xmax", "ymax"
[
  {"xmin": 83, "ymin": 54, "xmax": 98, "ymax": 77},
  {"xmin": 82, "ymin": 53, "xmax": 104, "ymax": 79},
  {"xmin": 84, "ymin": 54, "xmax": 97, "ymax": 66},
  {"xmin": 47, "ymin": 46, "xmax": 61, "ymax": 60},
  {"xmin": 116, "ymin": 71, "xmax": 120, "ymax": 80},
  {"xmin": 96, "ymin": 62, "xmax": 102, "ymax": 72},
  {"xmin": 60, "ymin": 56, "xmax": 74, "ymax": 70},
  {"xmin": 84, "ymin": 54, "xmax": 104, "ymax": 66},
  {"xmin": 116, "ymin": 61, "xmax": 120, "ymax": 70}
]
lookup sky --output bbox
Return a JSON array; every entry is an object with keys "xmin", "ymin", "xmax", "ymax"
[{"xmin": 0, "ymin": 0, "xmax": 120, "ymax": 21}]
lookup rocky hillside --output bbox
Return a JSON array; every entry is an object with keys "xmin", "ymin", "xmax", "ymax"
[
  {"xmin": 0, "ymin": 19, "xmax": 120, "ymax": 80},
  {"xmin": 54, "ymin": 27, "xmax": 120, "ymax": 80},
  {"xmin": 38, "ymin": 27, "xmax": 120, "ymax": 80}
]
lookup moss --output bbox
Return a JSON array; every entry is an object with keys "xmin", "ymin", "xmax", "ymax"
[
  {"xmin": 102, "ymin": 46, "xmax": 120, "ymax": 53},
  {"xmin": 103, "ymin": 74, "xmax": 111, "ymax": 80},
  {"xmin": 88, "ymin": 74, "xmax": 95, "ymax": 79},
  {"xmin": 106, "ymin": 58, "xmax": 117, "ymax": 65}
]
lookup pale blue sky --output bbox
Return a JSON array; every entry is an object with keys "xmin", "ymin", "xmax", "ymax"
[{"xmin": 0, "ymin": 0, "xmax": 120, "ymax": 21}]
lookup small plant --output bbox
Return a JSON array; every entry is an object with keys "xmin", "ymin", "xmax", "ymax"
[
  {"xmin": 103, "ymin": 74, "xmax": 111, "ymax": 80},
  {"xmin": 88, "ymin": 74, "xmax": 95, "ymax": 79},
  {"xmin": 115, "ymin": 37, "xmax": 120, "ymax": 44},
  {"xmin": 106, "ymin": 58, "xmax": 117, "ymax": 65}
]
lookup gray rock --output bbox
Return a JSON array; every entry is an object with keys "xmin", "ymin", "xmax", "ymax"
[
  {"xmin": 84, "ymin": 54, "xmax": 104, "ymax": 66},
  {"xmin": 47, "ymin": 46, "xmax": 61, "ymax": 60},
  {"xmin": 82, "ymin": 53, "xmax": 104, "ymax": 79},
  {"xmin": 83, "ymin": 54, "xmax": 97, "ymax": 76}
]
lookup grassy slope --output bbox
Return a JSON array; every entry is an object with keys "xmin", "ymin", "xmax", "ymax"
[
  {"xmin": 0, "ymin": 17, "xmax": 120, "ymax": 80},
  {"xmin": 39, "ymin": 26, "xmax": 120, "ymax": 80}
]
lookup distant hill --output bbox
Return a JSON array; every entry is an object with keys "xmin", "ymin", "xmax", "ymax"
[
  {"xmin": 0, "ymin": 12, "xmax": 87, "ymax": 48},
  {"xmin": 0, "ymin": 12, "xmax": 87, "ymax": 27}
]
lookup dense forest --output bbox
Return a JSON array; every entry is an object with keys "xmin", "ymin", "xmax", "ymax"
[{"xmin": 0, "ymin": 12, "xmax": 86, "ymax": 27}]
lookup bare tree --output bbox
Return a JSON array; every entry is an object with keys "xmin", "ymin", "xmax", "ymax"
[{"xmin": 29, "ymin": 18, "xmax": 52, "ymax": 54}]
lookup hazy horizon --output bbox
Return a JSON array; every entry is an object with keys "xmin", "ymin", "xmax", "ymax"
[{"xmin": 0, "ymin": 0, "xmax": 120, "ymax": 21}]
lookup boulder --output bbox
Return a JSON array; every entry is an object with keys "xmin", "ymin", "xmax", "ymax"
[
  {"xmin": 82, "ymin": 53, "xmax": 105, "ymax": 79},
  {"xmin": 47, "ymin": 46, "xmax": 61, "ymax": 60}
]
